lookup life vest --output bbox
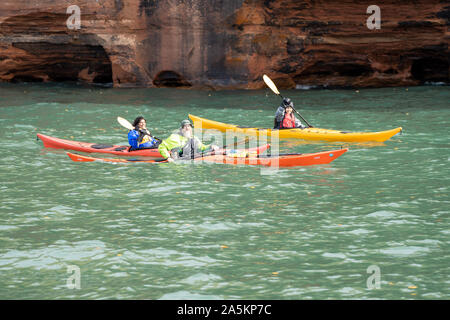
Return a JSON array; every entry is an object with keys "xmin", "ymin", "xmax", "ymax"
[
  {"xmin": 274, "ymin": 112, "xmax": 297, "ymax": 129},
  {"xmin": 170, "ymin": 137, "xmax": 201, "ymax": 160},
  {"xmin": 138, "ymin": 130, "xmax": 152, "ymax": 144},
  {"xmin": 128, "ymin": 129, "xmax": 160, "ymax": 150},
  {"xmin": 281, "ymin": 113, "xmax": 296, "ymax": 128}
]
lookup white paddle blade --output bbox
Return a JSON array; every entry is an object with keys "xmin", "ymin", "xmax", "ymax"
[
  {"xmin": 263, "ymin": 74, "xmax": 280, "ymax": 95},
  {"xmin": 117, "ymin": 116, "xmax": 134, "ymax": 130}
]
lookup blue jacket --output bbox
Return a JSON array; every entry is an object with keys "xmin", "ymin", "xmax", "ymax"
[{"xmin": 128, "ymin": 129, "xmax": 159, "ymax": 149}]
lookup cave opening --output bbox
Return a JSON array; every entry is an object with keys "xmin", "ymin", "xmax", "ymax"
[
  {"xmin": 0, "ymin": 12, "xmax": 113, "ymax": 86},
  {"xmin": 410, "ymin": 57, "xmax": 449, "ymax": 83},
  {"xmin": 153, "ymin": 70, "xmax": 192, "ymax": 87},
  {"xmin": 8, "ymin": 42, "xmax": 113, "ymax": 85},
  {"xmin": 334, "ymin": 63, "xmax": 373, "ymax": 77},
  {"xmin": 11, "ymin": 75, "xmax": 44, "ymax": 83}
]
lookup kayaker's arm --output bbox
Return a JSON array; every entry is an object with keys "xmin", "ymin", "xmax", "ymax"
[
  {"xmin": 275, "ymin": 106, "xmax": 285, "ymax": 122},
  {"xmin": 196, "ymin": 138, "xmax": 219, "ymax": 153},
  {"xmin": 157, "ymin": 133, "xmax": 181, "ymax": 160},
  {"xmin": 157, "ymin": 141, "xmax": 171, "ymax": 159},
  {"xmin": 294, "ymin": 118, "xmax": 306, "ymax": 129},
  {"xmin": 128, "ymin": 130, "xmax": 140, "ymax": 149}
]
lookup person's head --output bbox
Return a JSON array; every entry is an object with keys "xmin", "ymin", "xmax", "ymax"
[
  {"xmin": 133, "ymin": 116, "xmax": 147, "ymax": 129},
  {"xmin": 282, "ymin": 97, "xmax": 294, "ymax": 109},
  {"xmin": 285, "ymin": 105, "xmax": 293, "ymax": 114},
  {"xmin": 180, "ymin": 119, "xmax": 193, "ymax": 138}
]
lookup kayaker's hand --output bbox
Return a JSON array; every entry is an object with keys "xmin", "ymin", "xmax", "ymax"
[{"xmin": 167, "ymin": 157, "xmax": 174, "ymax": 163}]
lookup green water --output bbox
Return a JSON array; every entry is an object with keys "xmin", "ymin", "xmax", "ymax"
[{"xmin": 0, "ymin": 83, "xmax": 448, "ymax": 300}]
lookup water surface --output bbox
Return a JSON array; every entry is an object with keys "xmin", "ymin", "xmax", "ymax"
[{"xmin": 0, "ymin": 83, "xmax": 449, "ymax": 299}]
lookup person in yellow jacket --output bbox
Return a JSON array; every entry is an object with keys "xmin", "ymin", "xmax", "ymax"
[{"xmin": 158, "ymin": 119, "xmax": 219, "ymax": 162}]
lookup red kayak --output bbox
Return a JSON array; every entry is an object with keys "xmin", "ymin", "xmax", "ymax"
[
  {"xmin": 37, "ymin": 133, "xmax": 162, "ymax": 157},
  {"xmin": 202, "ymin": 148, "xmax": 348, "ymax": 167},
  {"xmin": 67, "ymin": 146, "xmax": 348, "ymax": 167}
]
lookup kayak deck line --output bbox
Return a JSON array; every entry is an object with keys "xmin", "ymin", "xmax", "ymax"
[{"xmin": 66, "ymin": 143, "xmax": 271, "ymax": 164}]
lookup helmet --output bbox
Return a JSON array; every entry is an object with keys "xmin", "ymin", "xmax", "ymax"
[{"xmin": 282, "ymin": 98, "xmax": 293, "ymax": 108}]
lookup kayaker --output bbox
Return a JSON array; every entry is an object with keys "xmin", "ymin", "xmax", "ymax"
[
  {"xmin": 273, "ymin": 98, "xmax": 306, "ymax": 129},
  {"xmin": 158, "ymin": 119, "xmax": 219, "ymax": 162},
  {"xmin": 128, "ymin": 116, "xmax": 160, "ymax": 150}
]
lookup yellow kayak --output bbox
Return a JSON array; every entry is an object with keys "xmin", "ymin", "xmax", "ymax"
[{"xmin": 189, "ymin": 114, "xmax": 402, "ymax": 143}]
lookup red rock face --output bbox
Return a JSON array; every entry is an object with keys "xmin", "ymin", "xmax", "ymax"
[{"xmin": 0, "ymin": 0, "xmax": 448, "ymax": 88}]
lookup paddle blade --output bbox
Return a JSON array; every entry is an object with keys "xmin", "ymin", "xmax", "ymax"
[
  {"xmin": 263, "ymin": 74, "xmax": 280, "ymax": 95},
  {"xmin": 117, "ymin": 117, "xmax": 134, "ymax": 130}
]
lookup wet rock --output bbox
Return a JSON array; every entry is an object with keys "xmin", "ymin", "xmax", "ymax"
[{"xmin": 0, "ymin": 0, "xmax": 448, "ymax": 88}]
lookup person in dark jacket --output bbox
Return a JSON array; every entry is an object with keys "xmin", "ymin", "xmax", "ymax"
[
  {"xmin": 128, "ymin": 116, "xmax": 160, "ymax": 150},
  {"xmin": 273, "ymin": 98, "xmax": 306, "ymax": 129}
]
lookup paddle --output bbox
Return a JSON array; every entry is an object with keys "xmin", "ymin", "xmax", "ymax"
[
  {"xmin": 263, "ymin": 74, "xmax": 313, "ymax": 128},
  {"xmin": 179, "ymin": 136, "xmax": 251, "ymax": 161},
  {"xmin": 117, "ymin": 116, "xmax": 134, "ymax": 130}
]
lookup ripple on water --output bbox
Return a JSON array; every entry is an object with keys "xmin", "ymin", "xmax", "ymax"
[
  {"xmin": 0, "ymin": 240, "xmax": 107, "ymax": 271},
  {"xmin": 366, "ymin": 210, "xmax": 397, "ymax": 219},
  {"xmin": 379, "ymin": 246, "xmax": 431, "ymax": 257},
  {"xmin": 322, "ymin": 252, "xmax": 347, "ymax": 259},
  {"xmin": 179, "ymin": 272, "xmax": 224, "ymax": 290},
  {"xmin": 0, "ymin": 225, "xmax": 18, "ymax": 231},
  {"xmin": 159, "ymin": 290, "xmax": 224, "ymax": 300},
  {"xmin": 124, "ymin": 247, "xmax": 220, "ymax": 268}
]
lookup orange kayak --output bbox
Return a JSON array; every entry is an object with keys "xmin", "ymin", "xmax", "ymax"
[
  {"xmin": 202, "ymin": 148, "xmax": 348, "ymax": 167},
  {"xmin": 67, "ymin": 146, "xmax": 348, "ymax": 167}
]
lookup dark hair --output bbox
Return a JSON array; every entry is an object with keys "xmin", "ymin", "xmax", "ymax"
[{"xmin": 133, "ymin": 116, "xmax": 146, "ymax": 127}]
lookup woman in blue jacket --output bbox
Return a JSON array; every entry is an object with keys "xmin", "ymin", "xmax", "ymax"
[{"xmin": 128, "ymin": 116, "xmax": 160, "ymax": 150}]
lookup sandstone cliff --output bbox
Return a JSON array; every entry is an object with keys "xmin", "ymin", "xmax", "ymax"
[{"xmin": 0, "ymin": 0, "xmax": 448, "ymax": 89}]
